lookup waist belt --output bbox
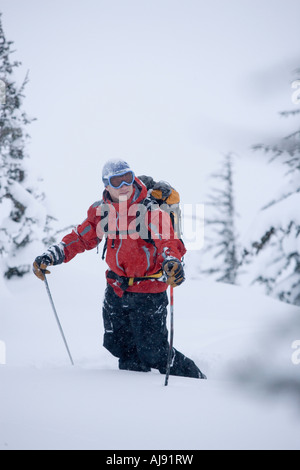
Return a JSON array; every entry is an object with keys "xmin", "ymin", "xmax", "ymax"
[{"xmin": 107, "ymin": 270, "xmax": 166, "ymax": 293}]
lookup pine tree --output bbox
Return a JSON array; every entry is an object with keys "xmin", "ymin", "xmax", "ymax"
[
  {"xmin": 0, "ymin": 13, "xmax": 54, "ymax": 279},
  {"xmin": 201, "ymin": 153, "xmax": 240, "ymax": 284},
  {"xmin": 242, "ymin": 72, "xmax": 300, "ymax": 305}
]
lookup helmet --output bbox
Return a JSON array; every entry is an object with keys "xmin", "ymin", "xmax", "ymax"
[{"xmin": 102, "ymin": 159, "xmax": 133, "ymax": 187}]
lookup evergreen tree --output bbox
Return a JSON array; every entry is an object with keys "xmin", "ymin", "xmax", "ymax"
[
  {"xmin": 242, "ymin": 72, "xmax": 300, "ymax": 305},
  {"xmin": 201, "ymin": 153, "xmax": 240, "ymax": 284},
  {"xmin": 0, "ymin": 13, "xmax": 54, "ymax": 279}
]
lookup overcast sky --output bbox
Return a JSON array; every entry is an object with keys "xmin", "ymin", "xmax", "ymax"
[{"xmin": 1, "ymin": 0, "xmax": 300, "ymax": 227}]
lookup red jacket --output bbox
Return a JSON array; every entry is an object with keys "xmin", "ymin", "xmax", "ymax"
[{"xmin": 62, "ymin": 178, "xmax": 186, "ymax": 297}]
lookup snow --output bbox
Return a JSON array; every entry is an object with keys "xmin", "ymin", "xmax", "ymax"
[
  {"xmin": 0, "ymin": 174, "xmax": 49, "ymax": 273},
  {"xmin": 242, "ymin": 191, "xmax": 300, "ymax": 250},
  {"xmin": 0, "ymin": 252, "xmax": 299, "ymax": 450},
  {"xmin": 1, "ymin": 0, "xmax": 300, "ymax": 451},
  {"xmin": 8, "ymin": 180, "xmax": 47, "ymax": 227}
]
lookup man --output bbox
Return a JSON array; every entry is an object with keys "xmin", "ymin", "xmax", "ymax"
[{"xmin": 33, "ymin": 159, "xmax": 206, "ymax": 379}]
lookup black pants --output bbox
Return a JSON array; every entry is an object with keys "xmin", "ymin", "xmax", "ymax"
[{"xmin": 102, "ymin": 285, "xmax": 202, "ymax": 378}]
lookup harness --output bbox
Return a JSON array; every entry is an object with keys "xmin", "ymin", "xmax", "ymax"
[{"xmin": 107, "ymin": 269, "xmax": 166, "ymax": 294}]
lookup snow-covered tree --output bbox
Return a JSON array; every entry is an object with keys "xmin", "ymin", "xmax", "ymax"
[
  {"xmin": 242, "ymin": 78, "xmax": 300, "ymax": 305},
  {"xmin": 0, "ymin": 13, "xmax": 54, "ymax": 279},
  {"xmin": 201, "ymin": 153, "xmax": 240, "ymax": 284}
]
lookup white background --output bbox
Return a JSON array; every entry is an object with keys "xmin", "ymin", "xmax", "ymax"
[
  {"xmin": 1, "ymin": 1, "xmax": 300, "ymax": 450},
  {"xmin": 1, "ymin": 0, "xmax": 300, "ymax": 231}
]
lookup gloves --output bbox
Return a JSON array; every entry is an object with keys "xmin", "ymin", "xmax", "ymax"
[
  {"xmin": 152, "ymin": 182, "xmax": 180, "ymax": 205},
  {"xmin": 152, "ymin": 181, "xmax": 173, "ymax": 201},
  {"xmin": 138, "ymin": 176, "xmax": 180, "ymax": 205},
  {"xmin": 162, "ymin": 257, "xmax": 185, "ymax": 287},
  {"xmin": 33, "ymin": 254, "xmax": 53, "ymax": 281},
  {"xmin": 33, "ymin": 244, "xmax": 65, "ymax": 281}
]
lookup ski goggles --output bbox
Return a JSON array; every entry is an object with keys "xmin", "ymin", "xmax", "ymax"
[{"xmin": 109, "ymin": 171, "xmax": 135, "ymax": 189}]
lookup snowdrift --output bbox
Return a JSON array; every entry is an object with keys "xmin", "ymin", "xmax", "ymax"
[{"xmin": 0, "ymin": 253, "xmax": 300, "ymax": 450}]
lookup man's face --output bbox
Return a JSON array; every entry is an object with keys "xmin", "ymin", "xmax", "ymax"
[{"xmin": 106, "ymin": 184, "xmax": 134, "ymax": 202}]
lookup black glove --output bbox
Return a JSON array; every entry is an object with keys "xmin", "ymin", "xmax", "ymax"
[
  {"xmin": 138, "ymin": 175, "xmax": 156, "ymax": 190},
  {"xmin": 162, "ymin": 257, "xmax": 185, "ymax": 287},
  {"xmin": 33, "ymin": 244, "xmax": 65, "ymax": 281},
  {"xmin": 152, "ymin": 181, "xmax": 173, "ymax": 201},
  {"xmin": 138, "ymin": 176, "xmax": 173, "ymax": 201}
]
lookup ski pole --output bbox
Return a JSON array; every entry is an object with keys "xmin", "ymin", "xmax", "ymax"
[
  {"xmin": 43, "ymin": 275, "xmax": 74, "ymax": 366},
  {"xmin": 164, "ymin": 286, "xmax": 174, "ymax": 386}
]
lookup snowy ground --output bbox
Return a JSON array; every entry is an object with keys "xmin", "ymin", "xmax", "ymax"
[{"xmin": 0, "ymin": 251, "xmax": 300, "ymax": 450}]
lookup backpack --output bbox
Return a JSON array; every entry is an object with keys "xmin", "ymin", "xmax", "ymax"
[{"xmin": 138, "ymin": 175, "xmax": 182, "ymax": 240}]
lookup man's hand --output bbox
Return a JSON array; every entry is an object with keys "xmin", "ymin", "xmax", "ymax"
[
  {"xmin": 33, "ymin": 244, "xmax": 65, "ymax": 281},
  {"xmin": 152, "ymin": 181, "xmax": 173, "ymax": 201},
  {"xmin": 152, "ymin": 181, "xmax": 180, "ymax": 205},
  {"xmin": 33, "ymin": 253, "xmax": 53, "ymax": 281},
  {"xmin": 162, "ymin": 258, "xmax": 185, "ymax": 287}
]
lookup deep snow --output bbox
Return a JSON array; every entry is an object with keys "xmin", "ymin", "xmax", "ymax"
[
  {"xmin": 0, "ymin": 250, "xmax": 300, "ymax": 450},
  {"xmin": 1, "ymin": 0, "xmax": 300, "ymax": 452}
]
